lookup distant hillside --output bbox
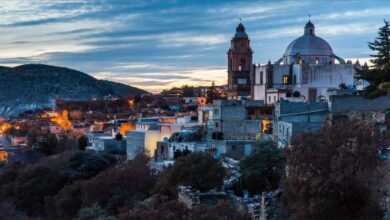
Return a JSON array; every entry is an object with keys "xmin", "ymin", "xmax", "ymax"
[{"xmin": 0, "ymin": 64, "xmax": 148, "ymax": 117}]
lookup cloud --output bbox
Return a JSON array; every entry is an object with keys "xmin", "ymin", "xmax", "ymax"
[{"xmin": 0, "ymin": 0, "xmax": 386, "ymax": 92}]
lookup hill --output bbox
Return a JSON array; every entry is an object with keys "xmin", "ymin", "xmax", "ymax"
[{"xmin": 0, "ymin": 64, "xmax": 148, "ymax": 117}]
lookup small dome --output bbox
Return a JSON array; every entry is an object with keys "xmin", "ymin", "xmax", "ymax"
[{"xmin": 234, "ymin": 22, "xmax": 248, "ymax": 38}]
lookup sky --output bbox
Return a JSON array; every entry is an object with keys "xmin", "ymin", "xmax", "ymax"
[{"xmin": 0, "ymin": 0, "xmax": 388, "ymax": 93}]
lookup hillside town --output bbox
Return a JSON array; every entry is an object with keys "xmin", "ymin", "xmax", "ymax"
[{"xmin": 1, "ymin": 13, "xmax": 390, "ymax": 220}]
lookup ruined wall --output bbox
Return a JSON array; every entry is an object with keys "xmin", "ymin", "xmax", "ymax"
[{"xmin": 329, "ymin": 96, "xmax": 390, "ymax": 114}]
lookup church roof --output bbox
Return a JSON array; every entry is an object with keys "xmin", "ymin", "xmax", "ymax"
[
  {"xmin": 234, "ymin": 22, "xmax": 248, "ymax": 39},
  {"xmin": 284, "ymin": 21, "xmax": 333, "ymax": 57}
]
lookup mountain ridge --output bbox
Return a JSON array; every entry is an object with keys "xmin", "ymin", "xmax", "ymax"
[{"xmin": 0, "ymin": 64, "xmax": 148, "ymax": 117}]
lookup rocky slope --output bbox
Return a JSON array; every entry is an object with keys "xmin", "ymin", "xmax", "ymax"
[{"xmin": 0, "ymin": 64, "xmax": 148, "ymax": 117}]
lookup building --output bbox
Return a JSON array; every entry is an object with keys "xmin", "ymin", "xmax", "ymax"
[
  {"xmin": 197, "ymin": 104, "xmax": 214, "ymax": 129},
  {"xmin": 178, "ymin": 186, "xmax": 229, "ymax": 209},
  {"xmin": 328, "ymin": 95, "xmax": 390, "ymax": 132},
  {"xmin": 212, "ymin": 100, "xmax": 272, "ymax": 140},
  {"xmin": 126, "ymin": 116, "xmax": 200, "ymax": 160},
  {"xmin": 252, "ymin": 20, "xmax": 357, "ymax": 104},
  {"xmin": 274, "ymin": 99, "xmax": 328, "ymax": 146},
  {"xmin": 207, "ymin": 99, "xmax": 273, "ymax": 159},
  {"xmin": 227, "ymin": 22, "xmax": 253, "ymax": 100},
  {"xmin": 86, "ymin": 132, "xmax": 126, "ymax": 154},
  {"xmin": 155, "ymin": 130, "xmax": 207, "ymax": 161}
]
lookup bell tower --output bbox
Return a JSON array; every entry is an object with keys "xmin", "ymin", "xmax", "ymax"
[{"xmin": 227, "ymin": 22, "xmax": 253, "ymax": 99}]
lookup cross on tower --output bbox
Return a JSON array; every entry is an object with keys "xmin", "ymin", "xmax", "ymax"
[{"xmin": 308, "ymin": 14, "xmax": 311, "ymax": 21}]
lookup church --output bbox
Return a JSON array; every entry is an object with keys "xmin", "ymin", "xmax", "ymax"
[{"xmin": 227, "ymin": 20, "xmax": 366, "ymax": 103}]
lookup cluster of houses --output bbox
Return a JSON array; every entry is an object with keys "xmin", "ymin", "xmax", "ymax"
[{"xmin": 81, "ymin": 20, "xmax": 390, "ymax": 166}]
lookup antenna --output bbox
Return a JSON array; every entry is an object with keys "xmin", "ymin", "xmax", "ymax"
[{"xmin": 308, "ymin": 14, "xmax": 311, "ymax": 21}]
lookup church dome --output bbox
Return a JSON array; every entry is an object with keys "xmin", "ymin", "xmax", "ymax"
[{"xmin": 284, "ymin": 21, "xmax": 333, "ymax": 57}]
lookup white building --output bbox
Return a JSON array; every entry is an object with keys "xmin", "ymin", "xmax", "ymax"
[
  {"xmin": 126, "ymin": 116, "xmax": 200, "ymax": 160},
  {"xmin": 252, "ymin": 20, "xmax": 359, "ymax": 104}
]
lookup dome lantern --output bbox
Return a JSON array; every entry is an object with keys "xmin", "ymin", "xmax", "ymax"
[{"xmin": 304, "ymin": 21, "xmax": 315, "ymax": 35}]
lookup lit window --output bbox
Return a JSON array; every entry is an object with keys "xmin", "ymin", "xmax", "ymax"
[
  {"xmin": 283, "ymin": 75, "xmax": 289, "ymax": 84},
  {"xmin": 315, "ymin": 57, "xmax": 319, "ymax": 64}
]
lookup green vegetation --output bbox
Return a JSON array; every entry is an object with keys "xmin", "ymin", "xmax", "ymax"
[
  {"xmin": 240, "ymin": 140, "xmax": 285, "ymax": 195},
  {"xmin": 0, "ymin": 151, "xmax": 233, "ymax": 219},
  {"xmin": 156, "ymin": 153, "xmax": 226, "ymax": 195},
  {"xmin": 78, "ymin": 135, "xmax": 88, "ymax": 151},
  {"xmin": 358, "ymin": 20, "xmax": 390, "ymax": 98}
]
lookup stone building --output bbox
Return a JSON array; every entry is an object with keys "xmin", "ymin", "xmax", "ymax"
[
  {"xmin": 178, "ymin": 186, "xmax": 229, "ymax": 209},
  {"xmin": 211, "ymin": 100, "xmax": 272, "ymax": 139},
  {"xmin": 227, "ymin": 22, "xmax": 253, "ymax": 100},
  {"xmin": 252, "ymin": 20, "xmax": 358, "ymax": 104},
  {"xmin": 274, "ymin": 99, "xmax": 328, "ymax": 146},
  {"xmin": 208, "ymin": 99, "xmax": 273, "ymax": 159}
]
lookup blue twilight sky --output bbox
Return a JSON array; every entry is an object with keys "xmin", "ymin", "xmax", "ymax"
[{"xmin": 0, "ymin": 0, "xmax": 389, "ymax": 92}]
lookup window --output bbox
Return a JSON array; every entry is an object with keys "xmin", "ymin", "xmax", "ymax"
[
  {"xmin": 274, "ymin": 96, "xmax": 276, "ymax": 102},
  {"xmin": 260, "ymin": 71, "xmax": 264, "ymax": 85},
  {"xmin": 214, "ymin": 109, "xmax": 219, "ymax": 115},
  {"xmin": 238, "ymin": 78, "xmax": 247, "ymax": 84},
  {"xmin": 239, "ymin": 58, "xmax": 246, "ymax": 71},
  {"xmin": 283, "ymin": 75, "xmax": 289, "ymax": 84},
  {"xmin": 215, "ymin": 122, "xmax": 219, "ymax": 128},
  {"xmin": 268, "ymin": 96, "xmax": 271, "ymax": 103},
  {"xmin": 315, "ymin": 57, "xmax": 319, "ymax": 64}
]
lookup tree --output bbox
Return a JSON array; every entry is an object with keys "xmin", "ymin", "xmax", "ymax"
[
  {"xmin": 27, "ymin": 128, "xmax": 38, "ymax": 147},
  {"xmin": 358, "ymin": 20, "xmax": 390, "ymax": 97},
  {"xmin": 283, "ymin": 119, "xmax": 384, "ymax": 219},
  {"xmin": 82, "ymin": 153, "xmax": 155, "ymax": 214},
  {"xmin": 37, "ymin": 134, "xmax": 58, "ymax": 155},
  {"xmin": 78, "ymin": 135, "xmax": 88, "ymax": 151},
  {"xmin": 240, "ymin": 140, "xmax": 285, "ymax": 195},
  {"xmin": 53, "ymin": 181, "xmax": 83, "ymax": 218},
  {"xmin": 206, "ymin": 81, "xmax": 222, "ymax": 104},
  {"xmin": 117, "ymin": 195, "xmax": 189, "ymax": 220},
  {"xmin": 13, "ymin": 165, "xmax": 67, "ymax": 216},
  {"xmin": 369, "ymin": 20, "xmax": 390, "ymax": 70},
  {"xmin": 191, "ymin": 201, "xmax": 252, "ymax": 220},
  {"xmin": 182, "ymin": 85, "xmax": 195, "ymax": 97},
  {"xmin": 157, "ymin": 153, "xmax": 226, "ymax": 194},
  {"xmin": 76, "ymin": 203, "xmax": 108, "ymax": 220}
]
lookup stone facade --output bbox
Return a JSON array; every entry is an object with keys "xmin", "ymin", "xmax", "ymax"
[
  {"xmin": 177, "ymin": 186, "xmax": 229, "ymax": 209},
  {"xmin": 212, "ymin": 100, "xmax": 271, "ymax": 140},
  {"xmin": 274, "ymin": 99, "xmax": 328, "ymax": 146}
]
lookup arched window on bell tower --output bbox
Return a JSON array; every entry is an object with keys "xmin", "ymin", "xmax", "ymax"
[{"xmin": 239, "ymin": 58, "xmax": 246, "ymax": 71}]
